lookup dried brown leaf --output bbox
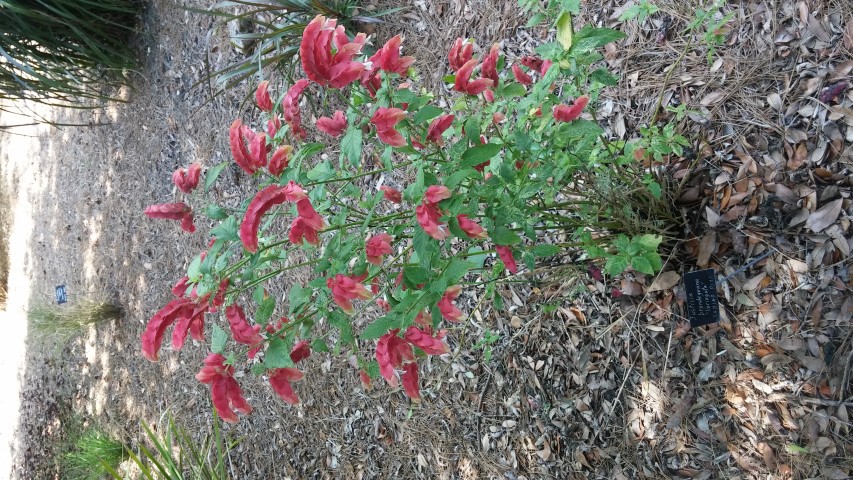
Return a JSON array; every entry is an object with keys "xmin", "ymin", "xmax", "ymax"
[
  {"xmin": 666, "ymin": 393, "xmax": 694, "ymax": 429},
  {"xmin": 648, "ymin": 271, "xmax": 681, "ymax": 292},
  {"xmin": 805, "ymin": 198, "xmax": 842, "ymax": 233},
  {"xmin": 700, "ymin": 90, "xmax": 726, "ymax": 106},
  {"xmin": 845, "ymin": 16, "xmax": 853, "ymax": 50},
  {"xmin": 697, "ymin": 233, "xmax": 716, "ymax": 267},
  {"xmin": 706, "ymin": 206, "xmax": 720, "ymax": 228},
  {"xmin": 757, "ymin": 442, "xmax": 777, "ymax": 470}
]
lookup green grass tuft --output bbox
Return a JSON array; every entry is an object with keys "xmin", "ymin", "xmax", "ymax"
[
  {"xmin": 63, "ymin": 427, "xmax": 127, "ymax": 480},
  {"xmin": 29, "ymin": 299, "xmax": 123, "ymax": 342}
]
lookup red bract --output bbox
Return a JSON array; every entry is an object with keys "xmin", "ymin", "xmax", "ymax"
[
  {"xmin": 226, "ymin": 305, "xmax": 264, "ymax": 359},
  {"xmin": 250, "ymin": 134, "xmax": 268, "ymax": 169},
  {"xmin": 195, "ymin": 353, "xmax": 252, "ymax": 423},
  {"xmin": 144, "ymin": 203, "xmax": 195, "ymax": 233},
  {"xmin": 540, "ymin": 59, "xmax": 553, "ymax": 75},
  {"xmin": 448, "ymin": 38, "xmax": 473, "ymax": 72},
  {"xmin": 289, "ymin": 216, "xmax": 320, "ymax": 246},
  {"xmin": 520, "ymin": 55, "xmax": 543, "ymax": 73},
  {"xmin": 426, "ymin": 114, "xmax": 454, "ymax": 146},
  {"xmin": 296, "ymin": 198, "xmax": 325, "ymax": 230},
  {"xmin": 290, "ymin": 340, "xmax": 311, "ymax": 363},
  {"xmin": 416, "ymin": 202, "xmax": 449, "ymax": 240},
  {"xmin": 268, "ymin": 145, "xmax": 292, "ymax": 176},
  {"xmin": 240, "ymin": 185, "xmax": 287, "ymax": 253},
  {"xmin": 404, "ymin": 326, "xmax": 449, "ymax": 355},
  {"xmin": 209, "ymin": 278, "xmax": 229, "ymax": 312},
  {"xmin": 375, "ymin": 329, "xmax": 413, "ymax": 387},
  {"xmin": 255, "ymin": 80, "xmax": 273, "ymax": 112},
  {"xmin": 269, "ymin": 368, "xmax": 304, "ymax": 404},
  {"xmin": 380, "ymin": 186, "xmax": 402, "ymax": 204},
  {"xmin": 316, "ymin": 110, "xmax": 347, "ymax": 137},
  {"xmin": 553, "ymin": 95, "xmax": 590, "ymax": 123},
  {"xmin": 282, "ymin": 79, "xmax": 310, "ymax": 139},
  {"xmin": 376, "ymin": 298, "xmax": 390, "ymax": 312},
  {"xmin": 401, "ymin": 363, "xmax": 420, "ymax": 400},
  {"xmin": 424, "ymin": 185, "xmax": 451, "ymax": 204},
  {"xmin": 267, "ymin": 116, "xmax": 282, "ymax": 138},
  {"xmin": 481, "ymin": 44, "xmax": 500, "ymax": 84},
  {"xmin": 172, "ymin": 163, "xmax": 202, "ymax": 194},
  {"xmin": 457, "ymin": 214, "xmax": 487, "ymax": 239},
  {"xmin": 229, "ymin": 120, "xmax": 261, "ymax": 174},
  {"xmin": 141, "ymin": 297, "xmax": 194, "ymax": 361},
  {"xmin": 300, "ymin": 15, "xmax": 366, "ymax": 89},
  {"xmin": 454, "ymin": 59, "xmax": 493, "ymax": 96},
  {"xmin": 512, "ymin": 64, "xmax": 533, "ymax": 85},
  {"xmin": 171, "ymin": 302, "xmax": 207, "ymax": 352},
  {"xmin": 241, "ymin": 181, "xmax": 309, "ymax": 252},
  {"xmin": 327, "ymin": 274, "xmax": 372, "ymax": 313},
  {"xmin": 438, "ymin": 285, "xmax": 463, "ymax": 322},
  {"xmin": 495, "ymin": 245, "xmax": 518, "ymax": 274},
  {"xmin": 371, "ymin": 35, "xmax": 414, "ymax": 75},
  {"xmin": 359, "ymin": 370, "xmax": 373, "ymax": 390},
  {"xmin": 371, "ymin": 107, "xmax": 407, "ymax": 147},
  {"xmin": 172, "ymin": 276, "xmax": 190, "ymax": 297},
  {"xmin": 365, "ymin": 233, "xmax": 393, "ymax": 265}
]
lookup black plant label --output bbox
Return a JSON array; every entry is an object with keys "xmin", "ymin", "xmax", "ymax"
[{"xmin": 684, "ymin": 269, "xmax": 719, "ymax": 328}]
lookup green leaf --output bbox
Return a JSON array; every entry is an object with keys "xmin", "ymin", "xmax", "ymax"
[
  {"xmin": 211, "ymin": 324, "xmax": 227, "ymax": 354},
  {"xmin": 631, "ymin": 256, "xmax": 654, "ymax": 275},
  {"xmin": 445, "ymin": 168, "xmax": 479, "ymax": 189},
  {"xmin": 572, "ymin": 26, "xmax": 626, "ymax": 52},
  {"xmin": 526, "ymin": 12, "xmax": 547, "ymax": 27},
  {"xmin": 205, "ymin": 204, "xmax": 229, "ymax": 220},
  {"xmin": 444, "ymin": 259, "xmax": 474, "ymax": 285},
  {"xmin": 360, "ymin": 315, "xmax": 396, "ymax": 340},
  {"xmin": 647, "ymin": 181, "xmax": 662, "ymax": 199},
  {"xmin": 251, "ymin": 363, "xmax": 267, "ymax": 375},
  {"xmin": 491, "ymin": 226, "xmax": 521, "ymax": 245},
  {"xmin": 256, "ymin": 296, "xmax": 275, "ymax": 324},
  {"xmin": 365, "ymin": 360, "xmax": 380, "ymax": 379},
  {"xmin": 265, "ymin": 337, "xmax": 295, "ymax": 369},
  {"xmin": 500, "ymin": 83, "xmax": 527, "ymax": 98},
  {"xmin": 295, "ymin": 143, "xmax": 325, "ymax": 163},
  {"xmin": 307, "ymin": 161, "xmax": 334, "ymax": 181},
  {"xmin": 555, "ymin": 11, "xmax": 573, "ymax": 50},
  {"xmin": 590, "ymin": 68, "xmax": 620, "ymax": 86},
  {"xmin": 288, "ymin": 284, "xmax": 310, "ymax": 314},
  {"xmin": 533, "ymin": 244, "xmax": 561, "ymax": 257},
  {"xmin": 310, "ymin": 338, "xmax": 329, "ymax": 353},
  {"xmin": 461, "ymin": 143, "xmax": 502, "ymax": 169},
  {"xmin": 463, "ymin": 117, "xmax": 481, "ymax": 144},
  {"xmin": 327, "ymin": 312, "xmax": 353, "ymax": 345},
  {"xmin": 634, "ymin": 234, "xmax": 663, "ymax": 250},
  {"xmin": 605, "ymin": 255, "xmax": 629, "ymax": 276},
  {"xmin": 210, "ymin": 216, "xmax": 240, "ymax": 242},
  {"xmin": 413, "ymin": 228, "xmax": 438, "ymax": 269},
  {"xmin": 643, "ymin": 251, "xmax": 663, "ymax": 273},
  {"xmin": 466, "ymin": 246, "xmax": 488, "ymax": 269},
  {"xmin": 413, "ymin": 105, "xmax": 444, "ymax": 124},
  {"xmin": 535, "ymin": 42, "xmax": 563, "ymax": 59},
  {"xmin": 187, "ymin": 253, "xmax": 203, "ymax": 280},
  {"xmin": 403, "ymin": 266, "xmax": 430, "ymax": 288},
  {"xmin": 340, "ymin": 128, "xmax": 363, "ymax": 166},
  {"xmin": 205, "ymin": 161, "xmax": 228, "ymax": 192}
]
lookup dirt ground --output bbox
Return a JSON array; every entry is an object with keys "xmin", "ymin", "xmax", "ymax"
[{"xmin": 1, "ymin": 0, "xmax": 853, "ymax": 479}]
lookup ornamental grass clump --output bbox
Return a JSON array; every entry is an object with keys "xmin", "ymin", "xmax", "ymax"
[
  {"xmin": 0, "ymin": 0, "xmax": 140, "ymax": 105},
  {"xmin": 142, "ymin": 6, "xmax": 682, "ymax": 421}
]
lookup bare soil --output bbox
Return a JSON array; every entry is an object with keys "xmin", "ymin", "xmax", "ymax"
[{"xmin": 1, "ymin": 0, "xmax": 852, "ymax": 479}]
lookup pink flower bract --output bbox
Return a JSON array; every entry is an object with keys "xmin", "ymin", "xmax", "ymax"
[
  {"xmin": 316, "ymin": 110, "xmax": 348, "ymax": 137},
  {"xmin": 371, "ymin": 107, "xmax": 407, "ymax": 147},
  {"xmin": 371, "ymin": 35, "xmax": 414, "ymax": 75},
  {"xmin": 255, "ymin": 80, "xmax": 273, "ymax": 112},
  {"xmin": 300, "ymin": 15, "xmax": 366, "ymax": 89},
  {"xmin": 144, "ymin": 202, "xmax": 195, "ymax": 233},
  {"xmin": 365, "ymin": 233, "xmax": 393, "ymax": 265},
  {"xmin": 553, "ymin": 95, "xmax": 590, "ymax": 123},
  {"xmin": 327, "ymin": 274, "xmax": 372, "ymax": 313},
  {"xmin": 195, "ymin": 353, "xmax": 252, "ymax": 423}
]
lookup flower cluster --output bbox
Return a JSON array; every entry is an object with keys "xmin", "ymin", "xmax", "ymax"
[{"xmin": 138, "ymin": 8, "xmax": 638, "ymax": 424}]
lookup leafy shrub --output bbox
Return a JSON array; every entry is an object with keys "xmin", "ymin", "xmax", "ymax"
[{"xmin": 141, "ymin": 7, "xmax": 682, "ymax": 421}]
